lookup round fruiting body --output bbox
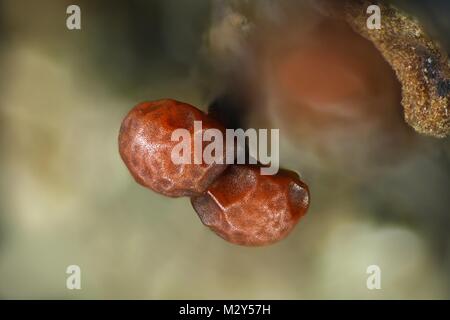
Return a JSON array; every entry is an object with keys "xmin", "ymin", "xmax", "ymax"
[
  {"xmin": 119, "ymin": 99, "xmax": 227, "ymax": 197},
  {"xmin": 191, "ymin": 165, "xmax": 310, "ymax": 246}
]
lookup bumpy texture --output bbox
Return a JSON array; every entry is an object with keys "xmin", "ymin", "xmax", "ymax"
[
  {"xmin": 191, "ymin": 165, "xmax": 310, "ymax": 246},
  {"xmin": 118, "ymin": 99, "xmax": 228, "ymax": 197},
  {"xmin": 342, "ymin": 0, "xmax": 450, "ymax": 137}
]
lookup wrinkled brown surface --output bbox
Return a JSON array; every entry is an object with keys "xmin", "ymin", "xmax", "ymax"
[
  {"xmin": 191, "ymin": 165, "xmax": 310, "ymax": 246},
  {"xmin": 341, "ymin": 0, "xmax": 450, "ymax": 137},
  {"xmin": 118, "ymin": 99, "xmax": 228, "ymax": 197}
]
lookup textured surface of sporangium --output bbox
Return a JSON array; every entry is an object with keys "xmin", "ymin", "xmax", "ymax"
[
  {"xmin": 118, "ymin": 99, "xmax": 228, "ymax": 197},
  {"xmin": 191, "ymin": 165, "xmax": 310, "ymax": 246}
]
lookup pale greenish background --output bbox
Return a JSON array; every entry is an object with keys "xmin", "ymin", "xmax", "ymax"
[{"xmin": 0, "ymin": 0, "xmax": 449, "ymax": 299}]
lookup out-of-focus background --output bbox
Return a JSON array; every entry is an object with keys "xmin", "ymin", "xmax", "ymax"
[{"xmin": 0, "ymin": 0, "xmax": 449, "ymax": 299}]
